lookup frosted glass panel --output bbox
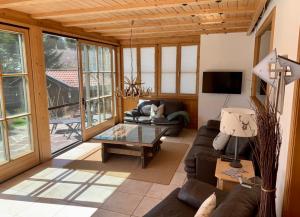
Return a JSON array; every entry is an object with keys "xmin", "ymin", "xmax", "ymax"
[
  {"xmin": 180, "ymin": 45, "xmax": 198, "ymax": 94},
  {"xmin": 181, "ymin": 45, "xmax": 197, "ymax": 72},
  {"xmin": 123, "ymin": 48, "xmax": 137, "ymax": 80},
  {"xmin": 161, "ymin": 46, "xmax": 177, "ymax": 93},
  {"xmin": 141, "ymin": 47, "xmax": 155, "ymax": 92}
]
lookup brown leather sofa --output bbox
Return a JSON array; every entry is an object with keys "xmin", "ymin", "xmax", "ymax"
[
  {"xmin": 184, "ymin": 120, "xmax": 257, "ymax": 185},
  {"xmin": 124, "ymin": 100, "xmax": 188, "ymax": 136},
  {"xmin": 144, "ymin": 179, "xmax": 260, "ymax": 217}
]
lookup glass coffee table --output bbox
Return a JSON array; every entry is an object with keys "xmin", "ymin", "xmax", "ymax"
[{"xmin": 93, "ymin": 124, "xmax": 168, "ymax": 168}]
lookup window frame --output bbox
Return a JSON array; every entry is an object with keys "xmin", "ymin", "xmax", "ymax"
[{"xmin": 0, "ymin": 24, "xmax": 39, "ymax": 166}]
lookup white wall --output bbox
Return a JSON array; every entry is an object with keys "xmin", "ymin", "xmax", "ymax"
[
  {"xmin": 252, "ymin": 0, "xmax": 300, "ymax": 216},
  {"xmin": 198, "ymin": 33, "xmax": 254, "ymax": 126}
]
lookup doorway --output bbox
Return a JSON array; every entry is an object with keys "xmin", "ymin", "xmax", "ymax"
[{"xmin": 43, "ymin": 34, "xmax": 82, "ymax": 154}]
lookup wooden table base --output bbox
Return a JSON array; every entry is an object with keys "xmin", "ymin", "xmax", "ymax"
[{"xmin": 101, "ymin": 140, "xmax": 162, "ymax": 168}]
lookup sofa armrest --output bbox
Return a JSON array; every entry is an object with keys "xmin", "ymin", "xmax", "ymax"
[
  {"xmin": 194, "ymin": 147, "xmax": 220, "ymax": 185},
  {"xmin": 178, "ymin": 179, "xmax": 228, "ymax": 208},
  {"xmin": 124, "ymin": 109, "xmax": 141, "ymax": 117}
]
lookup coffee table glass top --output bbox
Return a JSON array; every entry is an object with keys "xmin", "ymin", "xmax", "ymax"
[{"xmin": 93, "ymin": 124, "xmax": 167, "ymax": 145}]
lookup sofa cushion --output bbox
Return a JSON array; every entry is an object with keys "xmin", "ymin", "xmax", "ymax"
[
  {"xmin": 178, "ymin": 179, "xmax": 228, "ymax": 209},
  {"xmin": 160, "ymin": 100, "xmax": 184, "ymax": 116},
  {"xmin": 225, "ymin": 137, "xmax": 251, "ymax": 157},
  {"xmin": 211, "ymin": 185, "xmax": 260, "ymax": 217},
  {"xmin": 144, "ymin": 188, "xmax": 197, "ymax": 217},
  {"xmin": 206, "ymin": 120, "xmax": 220, "ymax": 130},
  {"xmin": 197, "ymin": 126, "xmax": 220, "ymax": 138}
]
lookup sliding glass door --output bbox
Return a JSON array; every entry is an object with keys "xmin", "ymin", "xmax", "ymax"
[
  {"xmin": 43, "ymin": 34, "xmax": 82, "ymax": 154},
  {"xmin": 0, "ymin": 25, "xmax": 39, "ymax": 181},
  {"xmin": 79, "ymin": 41, "xmax": 115, "ymax": 140}
]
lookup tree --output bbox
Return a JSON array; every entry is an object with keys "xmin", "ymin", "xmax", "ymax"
[{"xmin": 43, "ymin": 34, "xmax": 64, "ymax": 70}]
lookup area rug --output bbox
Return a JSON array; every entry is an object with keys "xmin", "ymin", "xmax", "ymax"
[{"xmin": 64, "ymin": 141, "xmax": 189, "ymax": 185}]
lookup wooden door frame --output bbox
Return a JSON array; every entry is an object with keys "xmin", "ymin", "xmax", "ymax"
[{"xmin": 282, "ymin": 28, "xmax": 300, "ymax": 217}]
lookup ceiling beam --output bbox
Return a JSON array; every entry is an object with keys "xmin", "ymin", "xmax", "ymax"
[
  {"xmin": 0, "ymin": 0, "xmax": 63, "ymax": 8},
  {"xmin": 101, "ymin": 24, "xmax": 250, "ymax": 37},
  {"xmin": 63, "ymin": 7, "xmax": 255, "ymax": 27},
  {"xmin": 115, "ymin": 28, "xmax": 248, "ymax": 40},
  {"xmin": 31, "ymin": 0, "xmax": 238, "ymax": 19},
  {"xmin": 85, "ymin": 16, "xmax": 252, "ymax": 32},
  {"xmin": 247, "ymin": 0, "xmax": 268, "ymax": 34}
]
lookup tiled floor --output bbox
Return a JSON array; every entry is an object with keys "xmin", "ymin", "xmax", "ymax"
[{"xmin": 0, "ymin": 129, "xmax": 196, "ymax": 217}]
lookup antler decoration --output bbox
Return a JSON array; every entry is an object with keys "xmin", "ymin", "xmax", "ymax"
[{"xmin": 115, "ymin": 19, "xmax": 152, "ymax": 99}]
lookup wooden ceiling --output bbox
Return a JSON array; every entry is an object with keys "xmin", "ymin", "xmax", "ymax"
[{"xmin": 0, "ymin": 0, "xmax": 266, "ymax": 41}]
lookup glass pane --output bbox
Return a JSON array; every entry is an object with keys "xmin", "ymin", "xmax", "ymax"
[
  {"xmin": 88, "ymin": 45, "xmax": 97, "ymax": 72},
  {"xmin": 81, "ymin": 45, "xmax": 89, "ymax": 72},
  {"xmin": 103, "ymin": 73, "xmax": 112, "ymax": 95},
  {"xmin": 123, "ymin": 48, "xmax": 137, "ymax": 89},
  {"xmin": 180, "ymin": 45, "xmax": 197, "ymax": 94},
  {"xmin": 180, "ymin": 73, "xmax": 197, "ymax": 94},
  {"xmin": 141, "ymin": 47, "xmax": 155, "ymax": 92},
  {"xmin": 86, "ymin": 100, "xmax": 100, "ymax": 128},
  {"xmin": 3, "ymin": 76, "xmax": 28, "ymax": 117},
  {"xmin": 104, "ymin": 97, "xmax": 112, "ymax": 120},
  {"xmin": 0, "ymin": 122, "xmax": 6, "ymax": 163},
  {"xmin": 0, "ymin": 30, "xmax": 25, "ymax": 74},
  {"xmin": 161, "ymin": 46, "xmax": 177, "ymax": 93},
  {"xmin": 90, "ymin": 73, "xmax": 99, "ymax": 99},
  {"xmin": 43, "ymin": 34, "xmax": 78, "ymax": 71},
  {"xmin": 8, "ymin": 116, "xmax": 32, "ymax": 159},
  {"xmin": 99, "ymin": 47, "xmax": 111, "ymax": 72}
]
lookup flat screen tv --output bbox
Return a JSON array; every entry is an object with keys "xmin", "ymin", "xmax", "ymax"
[{"xmin": 202, "ymin": 71, "xmax": 242, "ymax": 94}]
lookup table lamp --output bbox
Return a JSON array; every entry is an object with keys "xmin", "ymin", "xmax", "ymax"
[{"xmin": 220, "ymin": 108, "xmax": 257, "ymax": 168}]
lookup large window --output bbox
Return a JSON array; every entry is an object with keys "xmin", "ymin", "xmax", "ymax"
[
  {"xmin": 81, "ymin": 44, "xmax": 114, "ymax": 128},
  {"xmin": 121, "ymin": 44, "xmax": 199, "ymax": 97},
  {"xmin": 0, "ymin": 29, "xmax": 33, "ymax": 162},
  {"xmin": 161, "ymin": 46, "xmax": 177, "ymax": 94}
]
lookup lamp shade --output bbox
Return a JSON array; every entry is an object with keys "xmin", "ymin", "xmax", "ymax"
[{"xmin": 220, "ymin": 108, "xmax": 257, "ymax": 137}]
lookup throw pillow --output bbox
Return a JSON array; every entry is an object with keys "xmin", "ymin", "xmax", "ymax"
[
  {"xmin": 212, "ymin": 132, "xmax": 230, "ymax": 150},
  {"xmin": 150, "ymin": 104, "xmax": 164, "ymax": 119},
  {"xmin": 194, "ymin": 193, "xmax": 217, "ymax": 217}
]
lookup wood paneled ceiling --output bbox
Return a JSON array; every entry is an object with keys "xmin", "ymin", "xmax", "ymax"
[{"xmin": 0, "ymin": 0, "xmax": 265, "ymax": 41}]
